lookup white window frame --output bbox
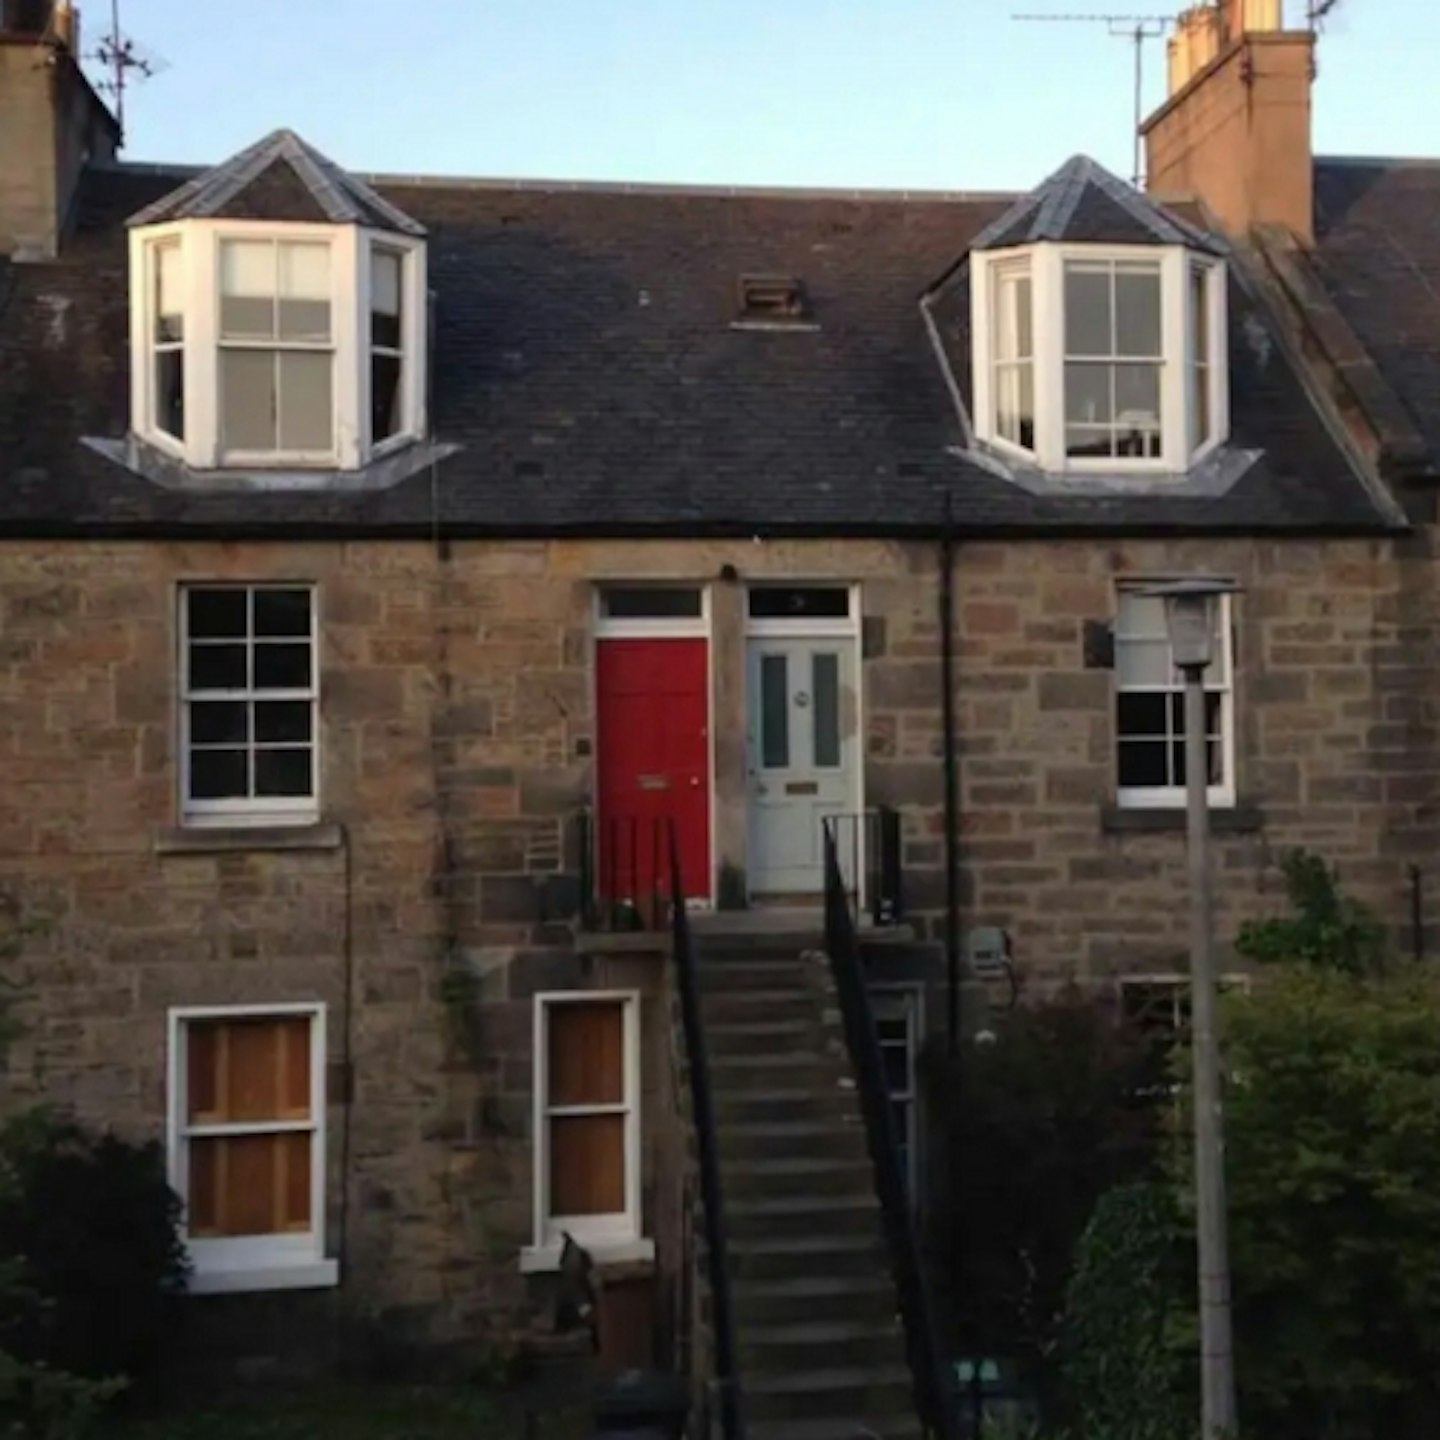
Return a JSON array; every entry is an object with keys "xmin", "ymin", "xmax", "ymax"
[
  {"xmin": 166, "ymin": 1002, "xmax": 338, "ymax": 1295},
  {"xmin": 971, "ymin": 243, "xmax": 1227, "ymax": 474},
  {"xmin": 129, "ymin": 220, "xmax": 426, "ymax": 471},
  {"xmin": 178, "ymin": 582, "xmax": 320, "ymax": 828},
  {"xmin": 522, "ymin": 991, "xmax": 649, "ymax": 1273},
  {"xmin": 1114, "ymin": 586, "xmax": 1235, "ymax": 811}
]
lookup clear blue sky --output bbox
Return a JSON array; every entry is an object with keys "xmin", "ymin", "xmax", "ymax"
[{"xmin": 101, "ymin": 0, "xmax": 1440, "ymax": 191}]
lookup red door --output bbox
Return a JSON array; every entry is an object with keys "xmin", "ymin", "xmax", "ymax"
[{"xmin": 596, "ymin": 638, "xmax": 710, "ymax": 906}]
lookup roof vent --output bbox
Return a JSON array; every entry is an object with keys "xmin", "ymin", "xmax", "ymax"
[{"xmin": 735, "ymin": 274, "xmax": 810, "ymax": 325}]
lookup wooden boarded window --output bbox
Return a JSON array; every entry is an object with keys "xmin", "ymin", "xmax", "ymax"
[
  {"xmin": 181, "ymin": 1015, "xmax": 317, "ymax": 1239},
  {"xmin": 541, "ymin": 998, "xmax": 634, "ymax": 1232}
]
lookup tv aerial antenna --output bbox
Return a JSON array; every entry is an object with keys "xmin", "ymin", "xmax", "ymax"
[
  {"xmin": 89, "ymin": 0, "xmax": 167, "ymax": 143},
  {"xmin": 1012, "ymin": 11, "xmax": 1177, "ymax": 187}
]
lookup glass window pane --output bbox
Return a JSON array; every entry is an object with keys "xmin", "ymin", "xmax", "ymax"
[
  {"xmin": 813, "ymin": 652, "xmax": 841, "ymax": 769},
  {"xmin": 1116, "ymin": 592, "xmax": 1166, "ymax": 637},
  {"xmin": 549, "ymin": 1114, "xmax": 625, "ymax": 1216},
  {"xmin": 1118, "ymin": 740, "xmax": 1170, "ymax": 789},
  {"xmin": 748, "ymin": 587, "xmax": 850, "ymax": 619},
  {"xmin": 1115, "ymin": 265, "xmax": 1162, "ymax": 356},
  {"xmin": 600, "ymin": 587, "xmax": 703, "ymax": 619},
  {"xmin": 255, "ymin": 747, "xmax": 313, "ymax": 797},
  {"xmin": 1117, "ymin": 692, "xmax": 1169, "ymax": 739},
  {"xmin": 253, "ymin": 642, "xmax": 311, "ymax": 690},
  {"xmin": 253, "ymin": 588, "xmax": 311, "ymax": 638},
  {"xmin": 189, "ymin": 1134, "xmax": 308, "ymax": 1238},
  {"xmin": 760, "ymin": 654, "xmax": 789, "ymax": 768},
  {"xmin": 190, "ymin": 701, "xmax": 249, "ymax": 745},
  {"xmin": 1064, "ymin": 265, "xmax": 1111, "ymax": 356},
  {"xmin": 1066, "ymin": 426, "xmax": 1113, "ymax": 459},
  {"xmin": 995, "ymin": 270, "xmax": 1032, "ymax": 361},
  {"xmin": 221, "ymin": 349, "xmax": 276, "ymax": 452},
  {"xmin": 372, "ymin": 353, "xmax": 402, "ymax": 443},
  {"xmin": 882, "ymin": 1046, "xmax": 910, "ymax": 1094},
  {"xmin": 997, "ymin": 363, "xmax": 1035, "ymax": 451},
  {"xmin": 1115, "ymin": 364, "xmax": 1160, "ymax": 428},
  {"xmin": 188, "ymin": 588, "xmax": 247, "ymax": 640},
  {"xmin": 1191, "ymin": 266, "xmax": 1210, "ymax": 362},
  {"xmin": 220, "ymin": 240, "xmax": 276, "ymax": 339},
  {"xmin": 277, "ymin": 243, "xmax": 331, "ymax": 341},
  {"xmin": 154, "ymin": 243, "xmax": 184, "ymax": 343},
  {"xmin": 1116, "ymin": 638, "xmax": 1173, "ymax": 688},
  {"xmin": 190, "ymin": 747, "xmax": 247, "ymax": 799},
  {"xmin": 1065, "ymin": 362, "xmax": 1111, "ymax": 425},
  {"xmin": 1191, "ymin": 363, "xmax": 1211, "ymax": 453},
  {"xmin": 156, "ymin": 348, "xmax": 185, "ymax": 440},
  {"xmin": 188, "ymin": 643, "xmax": 247, "ymax": 691},
  {"xmin": 254, "ymin": 700, "xmax": 312, "ymax": 743},
  {"xmin": 277, "ymin": 352, "xmax": 333, "ymax": 452},
  {"xmin": 371, "ymin": 250, "xmax": 402, "ymax": 350}
]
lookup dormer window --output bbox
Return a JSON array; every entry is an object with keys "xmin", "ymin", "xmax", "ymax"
[
  {"xmin": 972, "ymin": 244, "xmax": 1226, "ymax": 475},
  {"xmin": 130, "ymin": 223, "xmax": 425, "ymax": 471},
  {"xmin": 125, "ymin": 129, "xmax": 428, "ymax": 475}
]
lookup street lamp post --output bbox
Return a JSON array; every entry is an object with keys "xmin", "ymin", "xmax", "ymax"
[{"xmin": 1143, "ymin": 578, "xmax": 1240, "ymax": 1440}]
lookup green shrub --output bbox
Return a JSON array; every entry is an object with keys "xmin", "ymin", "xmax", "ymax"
[
  {"xmin": 1060, "ymin": 1182, "xmax": 1192, "ymax": 1440},
  {"xmin": 0, "ymin": 1113, "xmax": 188, "ymax": 1400}
]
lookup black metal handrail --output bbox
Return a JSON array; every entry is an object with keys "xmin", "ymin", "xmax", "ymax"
[
  {"xmin": 575, "ymin": 809, "xmax": 669, "ymax": 931},
  {"xmin": 669, "ymin": 824, "xmax": 743, "ymax": 1440},
  {"xmin": 822, "ymin": 823, "xmax": 958, "ymax": 1440},
  {"xmin": 826, "ymin": 806, "xmax": 906, "ymax": 927}
]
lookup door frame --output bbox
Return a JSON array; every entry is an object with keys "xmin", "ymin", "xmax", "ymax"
[
  {"xmin": 743, "ymin": 582, "xmax": 865, "ymax": 903},
  {"xmin": 591, "ymin": 583, "xmax": 716, "ymax": 909}
]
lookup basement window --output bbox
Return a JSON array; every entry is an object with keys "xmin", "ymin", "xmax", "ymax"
[{"xmin": 735, "ymin": 274, "xmax": 812, "ymax": 326}]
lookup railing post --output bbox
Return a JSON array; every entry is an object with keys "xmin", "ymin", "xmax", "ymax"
[
  {"xmin": 669, "ymin": 824, "xmax": 744, "ymax": 1440},
  {"xmin": 821, "ymin": 825, "xmax": 957, "ymax": 1440}
]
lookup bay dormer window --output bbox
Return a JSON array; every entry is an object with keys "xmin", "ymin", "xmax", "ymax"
[
  {"xmin": 130, "ymin": 222, "xmax": 426, "ymax": 471},
  {"xmin": 971, "ymin": 243, "xmax": 1227, "ymax": 476}
]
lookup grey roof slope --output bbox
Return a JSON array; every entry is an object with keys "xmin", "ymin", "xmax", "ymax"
[
  {"xmin": 126, "ymin": 129, "xmax": 425, "ymax": 237},
  {"xmin": 0, "ymin": 159, "xmax": 1395, "ymax": 539},
  {"xmin": 972, "ymin": 154, "xmax": 1222, "ymax": 254},
  {"xmin": 1314, "ymin": 157, "xmax": 1440, "ymax": 471}
]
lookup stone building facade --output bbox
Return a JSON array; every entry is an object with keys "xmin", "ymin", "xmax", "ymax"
[{"xmin": 4, "ymin": 0, "xmax": 1440, "ymax": 1376}]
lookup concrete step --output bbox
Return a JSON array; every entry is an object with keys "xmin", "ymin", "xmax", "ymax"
[
  {"xmin": 723, "ymin": 1153, "xmax": 875, "ymax": 1201},
  {"xmin": 730, "ymin": 1193, "xmax": 880, "ymax": 1241},
  {"xmin": 717, "ymin": 1119, "xmax": 867, "ymax": 1163},
  {"xmin": 746, "ymin": 1414, "xmax": 923, "ymax": 1440},
  {"xmin": 742, "ymin": 1317, "xmax": 905, "ymax": 1371},
  {"xmin": 710, "ymin": 1052, "xmax": 845, "ymax": 1092},
  {"xmin": 743, "ymin": 1363, "xmax": 915, "ymax": 1423},
  {"xmin": 714, "ymin": 1086, "xmax": 856, "ymax": 1126},
  {"xmin": 731, "ymin": 1272, "xmax": 898, "ymax": 1328},
  {"xmin": 728, "ymin": 1232, "xmax": 885, "ymax": 1282},
  {"xmin": 698, "ymin": 959, "xmax": 814, "ymax": 992},
  {"xmin": 703, "ymin": 989, "xmax": 817, "ymax": 1025},
  {"xmin": 706, "ymin": 1019, "xmax": 823, "ymax": 1057}
]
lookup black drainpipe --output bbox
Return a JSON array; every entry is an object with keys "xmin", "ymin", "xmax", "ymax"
[{"xmin": 940, "ymin": 492, "xmax": 962, "ymax": 1055}]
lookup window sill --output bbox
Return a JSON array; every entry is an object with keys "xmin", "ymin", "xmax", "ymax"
[
  {"xmin": 156, "ymin": 821, "xmax": 343, "ymax": 855},
  {"xmin": 187, "ymin": 1259, "xmax": 339, "ymax": 1296},
  {"xmin": 1100, "ymin": 802, "xmax": 1263, "ymax": 835},
  {"xmin": 519, "ymin": 1237, "xmax": 655, "ymax": 1275}
]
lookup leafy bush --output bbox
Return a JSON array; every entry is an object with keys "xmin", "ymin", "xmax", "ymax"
[
  {"xmin": 1236, "ymin": 850, "xmax": 1385, "ymax": 977},
  {"xmin": 1060, "ymin": 1182, "xmax": 1192, "ymax": 1440},
  {"xmin": 1171, "ymin": 966, "xmax": 1440, "ymax": 1440},
  {"xmin": 922, "ymin": 990, "xmax": 1166, "ymax": 1410}
]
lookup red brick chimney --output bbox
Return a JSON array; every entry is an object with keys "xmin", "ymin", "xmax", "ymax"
[{"xmin": 1143, "ymin": 1, "xmax": 1315, "ymax": 244}]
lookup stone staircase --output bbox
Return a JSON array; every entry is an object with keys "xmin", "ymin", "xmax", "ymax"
[{"xmin": 697, "ymin": 933, "xmax": 921, "ymax": 1440}]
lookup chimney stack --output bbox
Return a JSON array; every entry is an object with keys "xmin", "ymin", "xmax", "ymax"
[
  {"xmin": 1144, "ymin": 1, "xmax": 1315, "ymax": 244},
  {"xmin": 0, "ymin": 1, "xmax": 118, "ymax": 261}
]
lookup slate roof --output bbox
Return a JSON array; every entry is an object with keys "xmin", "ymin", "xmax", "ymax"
[
  {"xmin": 0, "ymin": 152, "xmax": 1398, "ymax": 539},
  {"xmin": 1314, "ymin": 156, "xmax": 1440, "ymax": 472},
  {"xmin": 970, "ymin": 154, "xmax": 1222, "ymax": 255},
  {"xmin": 126, "ymin": 129, "xmax": 425, "ymax": 237}
]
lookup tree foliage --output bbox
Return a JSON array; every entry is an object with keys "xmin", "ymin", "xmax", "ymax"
[
  {"xmin": 1060, "ymin": 1182, "xmax": 1193, "ymax": 1440},
  {"xmin": 1173, "ymin": 966, "xmax": 1440, "ymax": 1440},
  {"xmin": 921, "ymin": 990, "xmax": 1165, "ymax": 1405},
  {"xmin": 1235, "ymin": 850, "xmax": 1385, "ymax": 977}
]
